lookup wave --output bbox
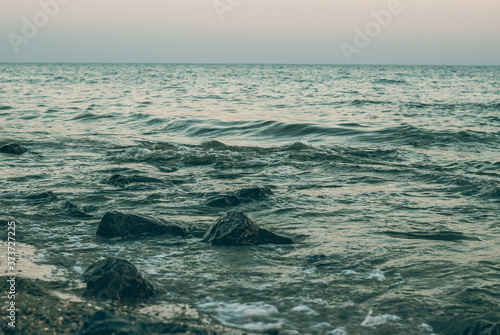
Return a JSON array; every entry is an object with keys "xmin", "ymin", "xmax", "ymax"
[{"xmin": 360, "ymin": 125, "xmax": 500, "ymax": 147}]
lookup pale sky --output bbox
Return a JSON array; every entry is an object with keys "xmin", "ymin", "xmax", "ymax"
[{"xmin": 1, "ymin": 0, "xmax": 499, "ymax": 65}]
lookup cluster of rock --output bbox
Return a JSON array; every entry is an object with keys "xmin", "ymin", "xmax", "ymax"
[{"xmin": 83, "ymin": 209, "xmax": 293, "ymax": 302}]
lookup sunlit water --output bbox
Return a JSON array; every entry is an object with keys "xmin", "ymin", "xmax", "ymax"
[{"xmin": 1, "ymin": 63, "xmax": 499, "ymax": 334}]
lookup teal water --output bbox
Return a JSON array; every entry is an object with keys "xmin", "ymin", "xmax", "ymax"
[{"xmin": 1, "ymin": 64, "xmax": 499, "ymax": 334}]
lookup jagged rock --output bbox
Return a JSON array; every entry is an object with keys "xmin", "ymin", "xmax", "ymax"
[
  {"xmin": 206, "ymin": 186, "xmax": 273, "ymax": 207},
  {"xmin": 83, "ymin": 258, "xmax": 156, "ymax": 301},
  {"xmin": 64, "ymin": 201, "xmax": 92, "ymax": 218},
  {"xmin": 26, "ymin": 190, "xmax": 56, "ymax": 200},
  {"xmin": 82, "ymin": 310, "xmax": 211, "ymax": 335},
  {"xmin": 203, "ymin": 211, "xmax": 293, "ymax": 246},
  {"xmin": 107, "ymin": 174, "xmax": 164, "ymax": 186},
  {"xmin": 462, "ymin": 320, "xmax": 500, "ymax": 335},
  {"xmin": 96, "ymin": 211, "xmax": 187, "ymax": 238},
  {"xmin": 234, "ymin": 187, "xmax": 273, "ymax": 200},
  {"xmin": 0, "ymin": 143, "xmax": 28, "ymax": 155}
]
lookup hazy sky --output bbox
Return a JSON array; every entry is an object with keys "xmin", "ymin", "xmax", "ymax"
[{"xmin": 1, "ymin": 0, "xmax": 499, "ymax": 65}]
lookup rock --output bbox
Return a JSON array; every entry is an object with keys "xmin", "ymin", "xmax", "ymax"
[
  {"xmin": 83, "ymin": 257, "xmax": 156, "ymax": 301},
  {"xmin": 206, "ymin": 186, "xmax": 273, "ymax": 207},
  {"xmin": 0, "ymin": 218, "xmax": 18, "ymax": 226},
  {"xmin": 462, "ymin": 320, "xmax": 500, "ymax": 335},
  {"xmin": 203, "ymin": 211, "xmax": 293, "ymax": 246},
  {"xmin": 206, "ymin": 194, "xmax": 242, "ymax": 207},
  {"xmin": 82, "ymin": 310, "xmax": 212, "ymax": 335},
  {"xmin": 64, "ymin": 201, "xmax": 92, "ymax": 218},
  {"xmin": 96, "ymin": 211, "xmax": 187, "ymax": 238},
  {"xmin": 234, "ymin": 187, "xmax": 273, "ymax": 200},
  {"xmin": 0, "ymin": 143, "xmax": 28, "ymax": 155},
  {"xmin": 26, "ymin": 190, "xmax": 56, "ymax": 200},
  {"xmin": 107, "ymin": 174, "xmax": 164, "ymax": 186}
]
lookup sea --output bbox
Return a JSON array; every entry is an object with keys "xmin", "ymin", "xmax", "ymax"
[{"xmin": 1, "ymin": 63, "xmax": 499, "ymax": 334}]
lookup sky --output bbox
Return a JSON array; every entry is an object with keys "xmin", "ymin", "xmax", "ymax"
[{"xmin": 1, "ymin": 0, "xmax": 499, "ymax": 65}]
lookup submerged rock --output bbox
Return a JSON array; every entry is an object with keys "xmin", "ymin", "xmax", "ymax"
[
  {"xmin": 107, "ymin": 174, "xmax": 164, "ymax": 186},
  {"xmin": 462, "ymin": 320, "xmax": 500, "ymax": 335},
  {"xmin": 234, "ymin": 187, "xmax": 273, "ymax": 200},
  {"xmin": 64, "ymin": 201, "xmax": 93, "ymax": 218},
  {"xmin": 0, "ymin": 143, "xmax": 28, "ymax": 155},
  {"xmin": 206, "ymin": 186, "xmax": 273, "ymax": 207},
  {"xmin": 26, "ymin": 190, "xmax": 56, "ymax": 200},
  {"xmin": 96, "ymin": 211, "xmax": 187, "ymax": 238},
  {"xmin": 203, "ymin": 211, "xmax": 293, "ymax": 246},
  {"xmin": 0, "ymin": 218, "xmax": 18, "ymax": 226},
  {"xmin": 82, "ymin": 310, "xmax": 212, "ymax": 335},
  {"xmin": 206, "ymin": 194, "xmax": 242, "ymax": 207},
  {"xmin": 83, "ymin": 257, "xmax": 156, "ymax": 301}
]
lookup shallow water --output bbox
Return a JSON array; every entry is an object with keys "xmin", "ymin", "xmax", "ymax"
[{"xmin": 1, "ymin": 63, "xmax": 499, "ymax": 334}]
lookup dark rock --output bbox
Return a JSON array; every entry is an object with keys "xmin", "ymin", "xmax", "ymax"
[
  {"xmin": 203, "ymin": 211, "xmax": 293, "ymax": 246},
  {"xmin": 463, "ymin": 320, "xmax": 500, "ymax": 335},
  {"xmin": 107, "ymin": 174, "xmax": 164, "ymax": 186},
  {"xmin": 83, "ymin": 257, "xmax": 156, "ymax": 301},
  {"xmin": 206, "ymin": 194, "xmax": 242, "ymax": 207},
  {"xmin": 0, "ymin": 143, "xmax": 28, "ymax": 155},
  {"xmin": 234, "ymin": 187, "xmax": 273, "ymax": 200},
  {"xmin": 96, "ymin": 211, "xmax": 187, "ymax": 238},
  {"xmin": 26, "ymin": 190, "xmax": 56, "ymax": 200},
  {"xmin": 64, "ymin": 201, "xmax": 92, "ymax": 218},
  {"xmin": 0, "ymin": 218, "xmax": 18, "ymax": 226},
  {"xmin": 206, "ymin": 186, "xmax": 273, "ymax": 207},
  {"xmin": 82, "ymin": 310, "xmax": 212, "ymax": 335}
]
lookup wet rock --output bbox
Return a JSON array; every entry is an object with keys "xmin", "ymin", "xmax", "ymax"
[
  {"xmin": 203, "ymin": 211, "xmax": 293, "ymax": 246},
  {"xmin": 0, "ymin": 218, "xmax": 18, "ymax": 226},
  {"xmin": 26, "ymin": 190, "xmax": 56, "ymax": 200},
  {"xmin": 96, "ymin": 211, "xmax": 187, "ymax": 238},
  {"xmin": 83, "ymin": 257, "xmax": 156, "ymax": 301},
  {"xmin": 82, "ymin": 310, "xmax": 212, "ymax": 335},
  {"xmin": 0, "ymin": 143, "xmax": 28, "ymax": 154},
  {"xmin": 234, "ymin": 187, "xmax": 273, "ymax": 200},
  {"xmin": 64, "ymin": 201, "xmax": 92, "ymax": 218},
  {"xmin": 206, "ymin": 194, "xmax": 242, "ymax": 207},
  {"xmin": 462, "ymin": 320, "xmax": 500, "ymax": 335},
  {"xmin": 107, "ymin": 174, "xmax": 164, "ymax": 186},
  {"xmin": 206, "ymin": 186, "xmax": 273, "ymax": 207}
]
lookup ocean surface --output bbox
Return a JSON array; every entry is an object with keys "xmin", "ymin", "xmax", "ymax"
[{"xmin": 1, "ymin": 63, "xmax": 499, "ymax": 334}]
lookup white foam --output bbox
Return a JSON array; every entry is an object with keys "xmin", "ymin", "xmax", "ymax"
[
  {"xmin": 367, "ymin": 269, "xmax": 385, "ymax": 281},
  {"xmin": 361, "ymin": 310, "xmax": 400, "ymax": 327},
  {"xmin": 0, "ymin": 242, "xmax": 66, "ymax": 281},
  {"xmin": 291, "ymin": 305, "xmax": 318, "ymax": 315},
  {"xmin": 327, "ymin": 326, "xmax": 348, "ymax": 335},
  {"xmin": 198, "ymin": 301, "xmax": 283, "ymax": 332}
]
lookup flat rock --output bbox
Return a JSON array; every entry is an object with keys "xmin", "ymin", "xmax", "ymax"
[
  {"xmin": 83, "ymin": 257, "xmax": 156, "ymax": 301},
  {"xmin": 0, "ymin": 143, "xmax": 28, "ymax": 155},
  {"xmin": 463, "ymin": 320, "xmax": 500, "ymax": 335},
  {"xmin": 96, "ymin": 211, "xmax": 187, "ymax": 238},
  {"xmin": 203, "ymin": 211, "xmax": 293, "ymax": 246},
  {"xmin": 26, "ymin": 190, "xmax": 56, "ymax": 200},
  {"xmin": 107, "ymin": 174, "xmax": 164, "ymax": 186}
]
